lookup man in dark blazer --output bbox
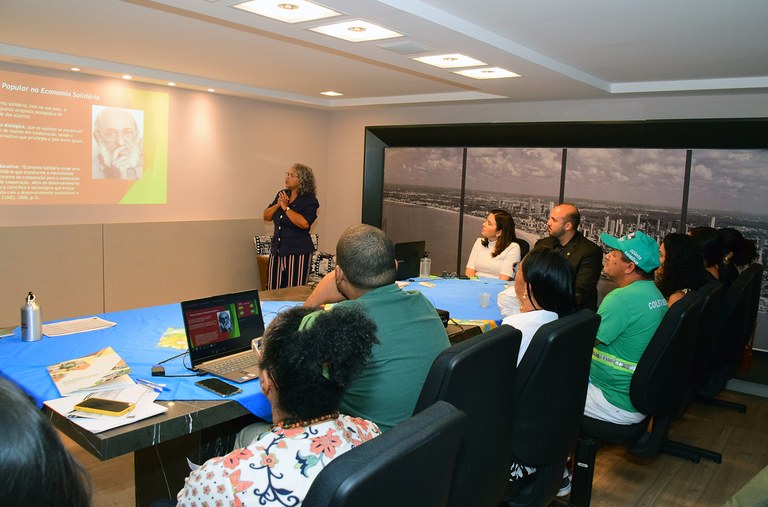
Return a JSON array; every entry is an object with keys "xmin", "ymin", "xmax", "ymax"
[{"xmin": 535, "ymin": 203, "xmax": 603, "ymax": 311}]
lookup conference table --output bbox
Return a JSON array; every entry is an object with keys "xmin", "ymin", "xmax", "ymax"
[{"xmin": 0, "ymin": 278, "xmax": 507, "ymax": 506}]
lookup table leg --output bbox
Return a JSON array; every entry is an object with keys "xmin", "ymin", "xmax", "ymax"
[{"xmin": 134, "ymin": 414, "xmax": 259, "ymax": 506}]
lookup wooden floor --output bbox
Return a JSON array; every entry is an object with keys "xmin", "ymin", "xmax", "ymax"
[{"xmin": 65, "ymin": 388, "xmax": 768, "ymax": 507}]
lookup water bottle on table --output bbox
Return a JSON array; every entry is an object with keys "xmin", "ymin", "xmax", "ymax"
[
  {"xmin": 419, "ymin": 252, "xmax": 431, "ymax": 278},
  {"xmin": 21, "ymin": 292, "xmax": 42, "ymax": 342}
]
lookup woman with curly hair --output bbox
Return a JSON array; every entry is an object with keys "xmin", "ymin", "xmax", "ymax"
[
  {"xmin": 177, "ymin": 305, "xmax": 381, "ymax": 507},
  {"xmin": 465, "ymin": 208, "xmax": 521, "ymax": 280},
  {"xmin": 656, "ymin": 233, "xmax": 708, "ymax": 306},
  {"xmin": 263, "ymin": 163, "xmax": 320, "ymax": 288}
]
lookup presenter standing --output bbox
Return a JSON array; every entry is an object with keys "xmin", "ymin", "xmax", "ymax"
[{"xmin": 263, "ymin": 163, "xmax": 319, "ymax": 289}]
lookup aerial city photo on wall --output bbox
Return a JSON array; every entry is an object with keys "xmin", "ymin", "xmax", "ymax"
[{"xmin": 382, "ymin": 146, "xmax": 768, "ymax": 348}]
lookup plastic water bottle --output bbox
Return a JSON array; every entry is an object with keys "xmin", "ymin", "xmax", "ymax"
[
  {"xmin": 419, "ymin": 252, "xmax": 432, "ymax": 278},
  {"xmin": 20, "ymin": 292, "xmax": 42, "ymax": 342}
]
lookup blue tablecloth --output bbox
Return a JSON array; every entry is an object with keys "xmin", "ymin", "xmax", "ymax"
[
  {"xmin": 0, "ymin": 301, "xmax": 301, "ymax": 421},
  {"xmin": 0, "ymin": 280, "xmax": 504, "ymax": 422},
  {"xmin": 403, "ymin": 277, "xmax": 507, "ymax": 324}
]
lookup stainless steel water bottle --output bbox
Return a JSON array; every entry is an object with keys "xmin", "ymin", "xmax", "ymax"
[
  {"xmin": 20, "ymin": 292, "xmax": 42, "ymax": 342},
  {"xmin": 419, "ymin": 251, "xmax": 431, "ymax": 278}
]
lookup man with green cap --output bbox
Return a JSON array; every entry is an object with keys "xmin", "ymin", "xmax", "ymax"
[{"xmin": 585, "ymin": 230, "xmax": 668, "ymax": 425}]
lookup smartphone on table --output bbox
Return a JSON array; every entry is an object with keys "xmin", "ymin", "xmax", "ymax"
[
  {"xmin": 73, "ymin": 397, "xmax": 136, "ymax": 417},
  {"xmin": 195, "ymin": 378, "xmax": 243, "ymax": 397}
]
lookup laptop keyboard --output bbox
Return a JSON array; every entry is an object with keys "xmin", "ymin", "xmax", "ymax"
[{"xmin": 205, "ymin": 353, "xmax": 259, "ymax": 375}]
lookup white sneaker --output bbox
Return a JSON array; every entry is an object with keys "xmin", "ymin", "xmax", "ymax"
[{"xmin": 557, "ymin": 460, "xmax": 573, "ymax": 497}]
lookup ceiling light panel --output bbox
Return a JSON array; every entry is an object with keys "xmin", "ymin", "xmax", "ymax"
[
  {"xmin": 413, "ymin": 53, "xmax": 486, "ymax": 69},
  {"xmin": 232, "ymin": 0, "xmax": 341, "ymax": 24},
  {"xmin": 309, "ymin": 19, "xmax": 404, "ymax": 42},
  {"xmin": 454, "ymin": 67, "xmax": 521, "ymax": 80}
]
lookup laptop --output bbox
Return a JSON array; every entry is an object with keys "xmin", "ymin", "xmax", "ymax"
[
  {"xmin": 394, "ymin": 240, "xmax": 426, "ymax": 280},
  {"xmin": 181, "ymin": 289, "xmax": 265, "ymax": 383}
]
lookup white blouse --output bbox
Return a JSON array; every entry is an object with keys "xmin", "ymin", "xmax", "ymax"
[
  {"xmin": 466, "ymin": 238, "xmax": 521, "ymax": 279},
  {"xmin": 502, "ymin": 309, "xmax": 559, "ymax": 365}
]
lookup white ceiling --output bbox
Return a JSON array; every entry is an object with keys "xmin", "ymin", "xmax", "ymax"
[{"xmin": 2, "ymin": 0, "xmax": 767, "ymax": 108}]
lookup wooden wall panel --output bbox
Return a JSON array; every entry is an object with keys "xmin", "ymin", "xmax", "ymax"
[
  {"xmin": 0, "ymin": 219, "xmax": 263, "ymax": 326},
  {"xmin": 0, "ymin": 225, "xmax": 104, "ymax": 324},
  {"xmin": 102, "ymin": 219, "xmax": 261, "ymax": 313}
]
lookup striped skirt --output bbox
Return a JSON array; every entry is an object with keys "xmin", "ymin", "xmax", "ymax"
[{"xmin": 266, "ymin": 253, "xmax": 312, "ymax": 289}]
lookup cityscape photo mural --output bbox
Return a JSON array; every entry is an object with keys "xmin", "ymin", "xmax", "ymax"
[{"xmin": 381, "ymin": 145, "xmax": 767, "ymax": 349}]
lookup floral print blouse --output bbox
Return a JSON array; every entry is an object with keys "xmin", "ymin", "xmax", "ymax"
[{"xmin": 177, "ymin": 414, "xmax": 381, "ymax": 506}]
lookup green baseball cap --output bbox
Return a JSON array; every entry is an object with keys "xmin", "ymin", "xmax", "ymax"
[{"xmin": 599, "ymin": 230, "xmax": 660, "ymax": 272}]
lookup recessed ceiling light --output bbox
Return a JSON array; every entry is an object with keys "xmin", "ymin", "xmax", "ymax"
[
  {"xmin": 310, "ymin": 19, "xmax": 403, "ymax": 42},
  {"xmin": 168, "ymin": 82, "xmax": 176, "ymax": 87},
  {"xmin": 232, "ymin": 0, "xmax": 341, "ymax": 24},
  {"xmin": 321, "ymin": 91, "xmax": 343, "ymax": 96},
  {"xmin": 70, "ymin": 67, "xmax": 80, "ymax": 72},
  {"xmin": 453, "ymin": 67, "xmax": 521, "ymax": 80},
  {"xmin": 122, "ymin": 74, "xmax": 132, "ymax": 80},
  {"xmin": 413, "ymin": 54, "xmax": 486, "ymax": 69},
  {"xmin": 207, "ymin": 88, "xmax": 216, "ymax": 92}
]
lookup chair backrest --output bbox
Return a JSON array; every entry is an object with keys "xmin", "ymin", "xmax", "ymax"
[
  {"xmin": 673, "ymin": 281, "xmax": 723, "ymax": 417},
  {"xmin": 303, "ymin": 401, "xmax": 466, "ymax": 507},
  {"xmin": 629, "ymin": 290, "xmax": 705, "ymax": 418},
  {"xmin": 253, "ymin": 235, "xmax": 272, "ymax": 255},
  {"xmin": 511, "ymin": 309, "xmax": 600, "ymax": 464},
  {"xmin": 513, "ymin": 238, "xmax": 530, "ymax": 258},
  {"xmin": 711, "ymin": 264, "xmax": 761, "ymax": 367},
  {"xmin": 744, "ymin": 263, "xmax": 763, "ymax": 342},
  {"xmin": 689, "ymin": 281, "xmax": 724, "ymax": 384},
  {"xmin": 413, "ymin": 325, "xmax": 522, "ymax": 507},
  {"xmin": 506, "ymin": 310, "xmax": 599, "ymax": 507}
]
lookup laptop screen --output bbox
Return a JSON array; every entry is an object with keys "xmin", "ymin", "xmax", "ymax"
[
  {"xmin": 181, "ymin": 289, "xmax": 265, "ymax": 368},
  {"xmin": 394, "ymin": 240, "xmax": 426, "ymax": 280}
]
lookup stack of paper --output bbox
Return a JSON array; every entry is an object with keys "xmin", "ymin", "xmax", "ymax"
[
  {"xmin": 42, "ymin": 316, "xmax": 117, "ymax": 337},
  {"xmin": 44, "ymin": 385, "xmax": 168, "ymax": 433},
  {"xmin": 47, "ymin": 346, "xmax": 133, "ymax": 396}
]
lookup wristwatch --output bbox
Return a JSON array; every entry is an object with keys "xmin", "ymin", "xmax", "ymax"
[{"xmin": 285, "ymin": 206, "xmax": 290, "ymax": 212}]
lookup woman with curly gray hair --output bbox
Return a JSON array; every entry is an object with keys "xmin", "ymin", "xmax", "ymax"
[{"xmin": 263, "ymin": 163, "xmax": 320, "ymax": 288}]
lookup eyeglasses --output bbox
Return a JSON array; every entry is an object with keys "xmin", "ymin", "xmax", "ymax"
[
  {"xmin": 252, "ymin": 337, "xmax": 279, "ymax": 388},
  {"xmin": 252, "ymin": 337, "xmax": 263, "ymax": 358},
  {"xmin": 97, "ymin": 128, "xmax": 137, "ymax": 143},
  {"xmin": 284, "ymin": 172, "xmax": 299, "ymax": 179}
]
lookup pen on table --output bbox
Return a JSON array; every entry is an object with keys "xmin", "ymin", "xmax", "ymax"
[{"xmin": 136, "ymin": 378, "xmax": 170, "ymax": 392}]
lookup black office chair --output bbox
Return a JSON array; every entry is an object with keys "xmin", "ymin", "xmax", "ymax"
[
  {"xmin": 569, "ymin": 290, "xmax": 705, "ymax": 507},
  {"xmin": 662, "ymin": 280, "xmax": 724, "ymax": 463},
  {"xmin": 413, "ymin": 324, "xmax": 522, "ymax": 507},
  {"xmin": 505, "ymin": 309, "xmax": 601, "ymax": 507},
  {"xmin": 697, "ymin": 263, "xmax": 763, "ymax": 412},
  {"xmin": 303, "ymin": 401, "xmax": 466, "ymax": 507},
  {"xmin": 513, "ymin": 238, "xmax": 530, "ymax": 259}
]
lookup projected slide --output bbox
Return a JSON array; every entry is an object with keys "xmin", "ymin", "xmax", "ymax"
[{"xmin": 0, "ymin": 69, "xmax": 168, "ymax": 205}]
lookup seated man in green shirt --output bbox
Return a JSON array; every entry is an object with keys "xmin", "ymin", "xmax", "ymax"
[
  {"xmin": 302, "ymin": 224, "xmax": 450, "ymax": 431},
  {"xmin": 586, "ymin": 230, "xmax": 668, "ymax": 424}
]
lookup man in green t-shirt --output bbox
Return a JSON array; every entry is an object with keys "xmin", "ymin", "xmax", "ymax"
[
  {"xmin": 585, "ymin": 230, "xmax": 668, "ymax": 424},
  {"xmin": 303, "ymin": 224, "xmax": 450, "ymax": 431}
]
